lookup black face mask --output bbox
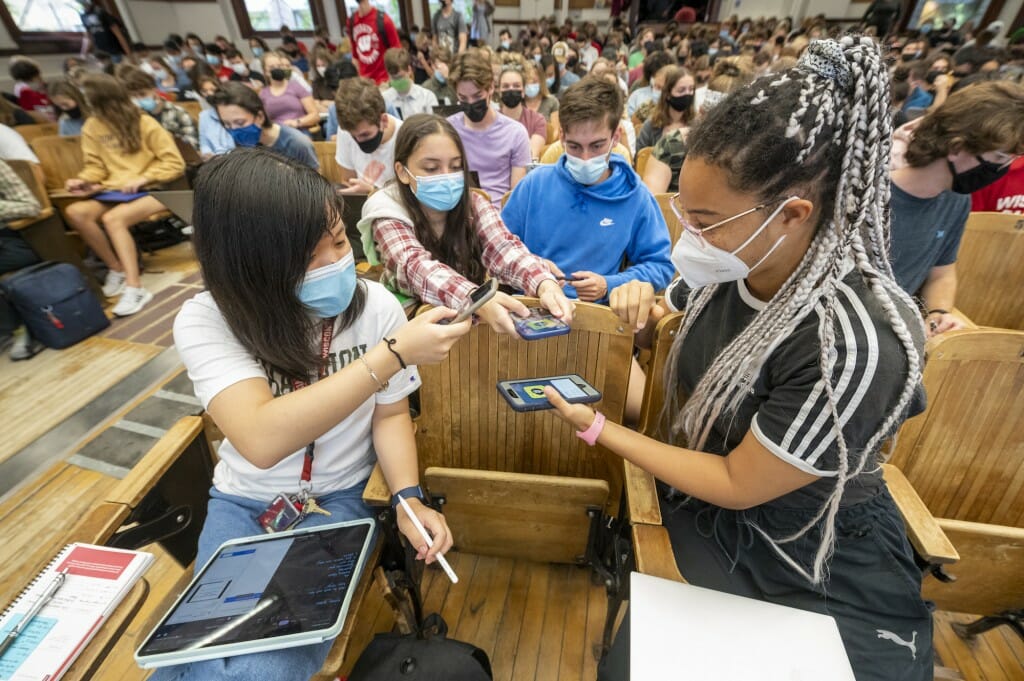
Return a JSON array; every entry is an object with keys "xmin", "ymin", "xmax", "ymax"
[
  {"xmin": 643, "ymin": 40, "xmax": 655, "ymax": 53},
  {"xmin": 566, "ymin": 57, "xmax": 578, "ymax": 68},
  {"xmin": 64, "ymin": 105, "xmax": 82, "ymax": 119},
  {"xmin": 269, "ymin": 67, "xmax": 291, "ymax": 81},
  {"xmin": 925, "ymin": 70, "xmax": 943, "ymax": 84},
  {"xmin": 948, "ymin": 156, "xmax": 1011, "ymax": 194},
  {"xmin": 357, "ymin": 128, "xmax": 384, "ymax": 154},
  {"xmin": 500, "ymin": 90, "xmax": 523, "ymax": 108},
  {"xmin": 666, "ymin": 93, "xmax": 694, "ymax": 112},
  {"xmin": 462, "ymin": 97, "xmax": 489, "ymax": 123}
]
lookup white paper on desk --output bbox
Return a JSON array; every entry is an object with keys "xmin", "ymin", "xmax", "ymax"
[
  {"xmin": 630, "ymin": 572, "xmax": 855, "ymax": 681},
  {"xmin": 0, "ymin": 543, "xmax": 152, "ymax": 681}
]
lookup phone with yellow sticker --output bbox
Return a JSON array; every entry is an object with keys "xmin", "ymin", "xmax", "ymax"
[{"xmin": 497, "ymin": 374, "xmax": 601, "ymax": 412}]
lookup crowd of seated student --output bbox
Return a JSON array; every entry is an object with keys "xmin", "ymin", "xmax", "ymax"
[
  {"xmin": 334, "ymin": 77, "xmax": 402, "ymax": 193},
  {"xmin": 383, "ymin": 48, "xmax": 439, "ymax": 120}
]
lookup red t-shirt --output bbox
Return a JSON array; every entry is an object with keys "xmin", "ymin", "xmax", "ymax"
[
  {"xmin": 14, "ymin": 83, "xmax": 54, "ymax": 120},
  {"xmin": 217, "ymin": 65, "xmax": 235, "ymax": 82},
  {"xmin": 348, "ymin": 8, "xmax": 399, "ymax": 85},
  {"xmin": 971, "ymin": 157, "xmax": 1024, "ymax": 214}
]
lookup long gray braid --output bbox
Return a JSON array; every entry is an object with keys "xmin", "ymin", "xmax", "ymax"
[{"xmin": 661, "ymin": 37, "xmax": 926, "ymax": 585}]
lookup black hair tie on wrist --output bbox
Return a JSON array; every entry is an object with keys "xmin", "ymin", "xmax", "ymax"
[{"xmin": 383, "ymin": 336, "xmax": 407, "ymax": 370}]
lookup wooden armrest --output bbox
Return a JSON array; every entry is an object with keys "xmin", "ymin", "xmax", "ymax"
[
  {"xmin": 108, "ymin": 416, "xmax": 205, "ymax": 509},
  {"xmin": 67, "ymin": 502, "xmax": 132, "ymax": 545},
  {"xmin": 951, "ymin": 308, "xmax": 977, "ymax": 330},
  {"xmin": 7, "ymin": 207, "xmax": 54, "ymax": 230},
  {"xmin": 363, "ymin": 463, "xmax": 391, "ymax": 507},
  {"xmin": 881, "ymin": 464, "xmax": 959, "ymax": 565},
  {"xmin": 632, "ymin": 525, "xmax": 685, "ymax": 583},
  {"xmin": 624, "ymin": 460, "xmax": 662, "ymax": 525}
]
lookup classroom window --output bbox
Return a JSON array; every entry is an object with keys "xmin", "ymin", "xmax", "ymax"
[
  {"xmin": 244, "ymin": 0, "xmax": 315, "ymax": 31},
  {"xmin": 909, "ymin": 0, "xmax": 994, "ymax": 29},
  {"xmin": 343, "ymin": 0, "xmax": 403, "ymax": 29},
  {"xmin": 2, "ymin": 0, "xmax": 83, "ymax": 32}
]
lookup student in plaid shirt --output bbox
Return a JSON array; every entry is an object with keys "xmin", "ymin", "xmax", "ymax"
[
  {"xmin": 0, "ymin": 160, "xmax": 44, "ymax": 360},
  {"xmin": 359, "ymin": 114, "xmax": 574, "ymax": 336},
  {"xmin": 118, "ymin": 65, "xmax": 199, "ymax": 151}
]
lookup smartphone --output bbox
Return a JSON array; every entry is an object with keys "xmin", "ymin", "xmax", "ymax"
[
  {"xmin": 497, "ymin": 374, "xmax": 601, "ymax": 412},
  {"xmin": 439, "ymin": 278, "xmax": 498, "ymax": 325},
  {"xmin": 514, "ymin": 309, "xmax": 571, "ymax": 340}
]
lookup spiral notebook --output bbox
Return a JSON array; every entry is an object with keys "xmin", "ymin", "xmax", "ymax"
[{"xmin": 0, "ymin": 543, "xmax": 153, "ymax": 681}]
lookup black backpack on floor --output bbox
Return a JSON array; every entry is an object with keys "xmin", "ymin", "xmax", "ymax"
[
  {"xmin": 348, "ymin": 613, "xmax": 492, "ymax": 681},
  {"xmin": 131, "ymin": 215, "xmax": 188, "ymax": 254},
  {"xmin": 0, "ymin": 262, "xmax": 109, "ymax": 349}
]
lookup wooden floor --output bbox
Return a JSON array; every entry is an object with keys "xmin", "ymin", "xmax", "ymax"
[
  {"xmin": 935, "ymin": 611, "xmax": 1024, "ymax": 681},
  {"xmin": 0, "ymin": 242, "xmax": 199, "ymax": 465},
  {"xmin": 340, "ymin": 552, "xmax": 609, "ymax": 681}
]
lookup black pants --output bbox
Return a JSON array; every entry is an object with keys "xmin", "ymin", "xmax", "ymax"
[
  {"xmin": 600, "ymin": 489, "xmax": 933, "ymax": 681},
  {"xmin": 0, "ymin": 228, "xmax": 40, "ymax": 336}
]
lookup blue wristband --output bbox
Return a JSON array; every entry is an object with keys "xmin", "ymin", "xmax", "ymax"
[{"xmin": 391, "ymin": 485, "xmax": 425, "ymax": 507}]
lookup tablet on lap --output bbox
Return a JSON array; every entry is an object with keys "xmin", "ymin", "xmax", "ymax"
[{"xmin": 134, "ymin": 518, "xmax": 375, "ymax": 669}]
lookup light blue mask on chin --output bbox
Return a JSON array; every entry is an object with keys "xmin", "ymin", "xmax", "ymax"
[{"xmin": 298, "ymin": 252, "xmax": 357, "ymax": 318}]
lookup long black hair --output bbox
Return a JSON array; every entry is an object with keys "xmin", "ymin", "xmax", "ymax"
[
  {"xmin": 192, "ymin": 147, "xmax": 366, "ymax": 382},
  {"xmin": 392, "ymin": 113, "xmax": 486, "ymax": 285}
]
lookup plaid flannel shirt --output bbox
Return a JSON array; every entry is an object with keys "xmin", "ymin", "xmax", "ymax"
[
  {"xmin": 0, "ymin": 161, "xmax": 41, "ymax": 223},
  {"xmin": 373, "ymin": 190, "xmax": 554, "ymax": 309}
]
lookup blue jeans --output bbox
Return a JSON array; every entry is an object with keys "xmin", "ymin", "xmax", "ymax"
[{"xmin": 150, "ymin": 481, "xmax": 374, "ymax": 681}]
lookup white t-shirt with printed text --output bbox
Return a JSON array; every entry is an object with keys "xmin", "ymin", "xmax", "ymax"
[
  {"xmin": 334, "ymin": 114, "xmax": 402, "ymax": 188},
  {"xmin": 173, "ymin": 281, "xmax": 421, "ymax": 501}
]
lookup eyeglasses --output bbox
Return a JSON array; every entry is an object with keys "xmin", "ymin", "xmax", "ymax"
[{"xmin": 669, "ymin": 194, "xmax": 785, "ymax": 250}]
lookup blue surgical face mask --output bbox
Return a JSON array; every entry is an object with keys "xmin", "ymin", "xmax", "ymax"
[
  {"xmin": 565, "ymin": 149, "xmax": 610, "ymax": 185},
  {"xmin": 651, "ymin": 88, "xmax": 662, "ymax": 103},
  {"xmin": 411, "ymin": 170, "xmax": 464, "ymax": 211},
  {"xmin": 152, "ymin": 68, "xmax": 167, "ymax": 81},
  {"xmin": 524, "ymin": 83, "xmax": 540, "ymax": 98},
  {"xmin": 545, "ymin": 76, "xmax": 555, "ymax": 89},
  {"xmin": 227, "ymin": 123, "xmax": 262, "ymax": 147},
  {"xmin": 252, "ymin": 46, "xmax": 265, "ymax": 58},
  {"xmin": 501, "ymin": 40, "xmax": 511, "ymax": 49},
  {"xmin": 206, "ymin": 54, "xmax": 221, "ymax": 66},
  {"xmin": 298, "ymin": 252, "xmax": 357, "ymax": 318},
  {"xmin": 134, "ymin": 96, "xmax": 158, "ymax": 112},
  {"xmin": 434, "ymin": 69, "xmax": 447, "ymax": 84}
]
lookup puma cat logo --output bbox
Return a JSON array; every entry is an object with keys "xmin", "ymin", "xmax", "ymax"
[{"xmin": 876, "ymin": 629, "xmax": 917, "ymax": 660}]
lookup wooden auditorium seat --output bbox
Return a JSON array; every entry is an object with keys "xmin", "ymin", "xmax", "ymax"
[
  {"xmin": 313, "ymin": 140, "xmax": 343, "ymax": 185},
  {"xmin": 888, "ymin": 328, "xmax": 1024, "ymax": 637},
  {"xmin": 953, "ymin": 212, "xmax": 1024, "ymax": 330},
  {"xmin": 15, "ymin": 122, "xmax": 59, "ymax": 144},
  {"xmin": 654, "ymin": 192, "xmax": 683, "ymax": 247},
  {"xmin": 634, "ymin": 146, "xmax": 653, "ymax": 177}
]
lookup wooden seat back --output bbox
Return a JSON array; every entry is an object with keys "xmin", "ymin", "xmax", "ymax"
[
  {"xmin": 922, "ymin": 519, "xmax": 1024, "ymax": 615},
  {"xmin": 890, "ymin": 328, "xmax": 1024, "ymax": 528},
  {"xmin": 637, "ymin": 311, "xmax": 685, "ymax": 440},
  {"xmin": 415, "ymin": 299, "xmax": 634, "ymax": 505},
  {"xmin": 16, "ymin": 122, "xmax": 59, "ymax": 144},
  {"xmin": 29, "ymin": 135, "xmax": 83, "ymax": 192},
  {"xmin": 634, "ymin": 146, "xmax": 653, "ymax": 176},
  {"xmin": 654, "ymin": 192, "xmax": 683, "ymax": 248},
  {"xmin": 178, "ymin": 100, "xmax": 201, "ymax": 125},
  {"xmin": 314, "ymin": 141, "xmax": 343, "ymax": 184},
  {"xmin": 424, "ymin": 467, "xmax": 608, "ymax": 563},
  {"xmin": 954, "ymin": 212, "xmax": 1024, "ymax": 330}
]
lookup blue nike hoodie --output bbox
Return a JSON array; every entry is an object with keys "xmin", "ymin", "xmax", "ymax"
[{"xmin": 501, "ymin": 153, "xmax": 673, "ymax": 301}]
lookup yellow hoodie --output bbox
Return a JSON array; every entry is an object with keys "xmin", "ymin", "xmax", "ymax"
[{"xmin": 77, "ymin": 114, "xmax": 185, "ymax": 188}]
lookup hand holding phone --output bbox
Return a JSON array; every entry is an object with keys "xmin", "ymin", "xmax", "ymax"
[
  {"xmin": 498, "ymin": 374, "xmax": 601, "ymax": 412},
  {"xmin": 514, "ymin": 308, "xmax": 571, "ymax": 340},
  {"xmin": 439, "ymin": 279, "xmax": 498, "ymax": 325}
]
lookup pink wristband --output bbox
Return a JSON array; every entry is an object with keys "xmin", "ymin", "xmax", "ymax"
[{"xmin": 576, "ymin": 411, "xmax": 606, "ymax": 446}]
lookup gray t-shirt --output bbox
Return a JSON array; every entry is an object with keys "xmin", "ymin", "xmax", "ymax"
[
  {"xmin": 432, "ymin": 8, "xmax": 465, "ymax": 51},
  {"xmin": 889, "ymin": 182, "xmax": 970, "ymax": 296},
  {"xmin": 664, "ymin": 271, "xmax": 926, "ymax": 508},
  {"xmin": 270, "ymin": 125, "xmax": 319, "ymax": 170}
]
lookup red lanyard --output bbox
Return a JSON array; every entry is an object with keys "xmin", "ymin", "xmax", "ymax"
[{"xmin": 289, "ymin": 319, "xmax": 335, "ymax": 488}]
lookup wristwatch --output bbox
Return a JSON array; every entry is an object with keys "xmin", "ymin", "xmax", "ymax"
[{"xmin": 391, "ymin": 485, "xmax": 426, "ymax": 507}]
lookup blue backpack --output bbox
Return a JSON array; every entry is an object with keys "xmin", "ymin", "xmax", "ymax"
[{"xmin": 1, "ymin": 262, "xmax": 110, "ymax": 349}]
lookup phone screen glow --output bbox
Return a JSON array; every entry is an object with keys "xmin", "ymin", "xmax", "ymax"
[{"xmin": 550, "ymin": 378, "xmax": 586, "ymax": 399}]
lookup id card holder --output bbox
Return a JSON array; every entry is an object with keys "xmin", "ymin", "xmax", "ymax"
[{"xmin": 258, "ymin": 492, "xmax": 303, "ymax": 533}]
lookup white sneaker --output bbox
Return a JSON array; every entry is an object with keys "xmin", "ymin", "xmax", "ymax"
[
  {"xmin": 102, "ymin": 270, "xmax": 126, "ymax": 297},
  {"xmin": 112, "ymin": 286, "xmax": 153, "ymax": 317}
]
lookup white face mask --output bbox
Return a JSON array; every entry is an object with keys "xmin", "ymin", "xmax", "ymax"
[{"xmin": 671, "ymin": 198, "xmax": 794, "ymax": 288}]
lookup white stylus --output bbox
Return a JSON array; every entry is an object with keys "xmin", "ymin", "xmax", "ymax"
[{"xmin": 397, "ymin": 496, "xmax": 458, "ymax": 584}]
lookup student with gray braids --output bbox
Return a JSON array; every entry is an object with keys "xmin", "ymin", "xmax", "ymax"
[{"xmin": 544, "ymin": 38, "xmax": 932, "ymax": 681}]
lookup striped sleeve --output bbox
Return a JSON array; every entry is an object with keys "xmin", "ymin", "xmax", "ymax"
[{"xmin": 750, "ymin": 282, "xmax": 885, "ymax": 477}]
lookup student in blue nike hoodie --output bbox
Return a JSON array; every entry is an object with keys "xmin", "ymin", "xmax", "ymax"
[{"xmin": 502, "ymin": 76, "xmax": 674, "ymax": 305}]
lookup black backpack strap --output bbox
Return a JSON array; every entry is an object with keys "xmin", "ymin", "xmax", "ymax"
[{"xmin": 377, "ymin": 10, "xmax": 388, "ymax": 48}]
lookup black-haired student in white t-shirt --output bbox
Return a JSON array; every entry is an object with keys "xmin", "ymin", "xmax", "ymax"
[{"xmin": 158, "ymin": 147, "xmax": 470, "ymax": 681}]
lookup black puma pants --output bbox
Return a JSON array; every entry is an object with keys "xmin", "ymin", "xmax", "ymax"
[{"xmin": 600, "ymin": 489, "xmax": 933, "ymax": 681}]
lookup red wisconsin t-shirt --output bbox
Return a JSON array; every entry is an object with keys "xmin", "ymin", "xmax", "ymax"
[
  {"xmin": 971, "ymin": 157, "xmax": 1024, "ymax": 214},
  {"xmin": 349, "ymin": 8, "xmax": 399, "ymax": 85}
]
